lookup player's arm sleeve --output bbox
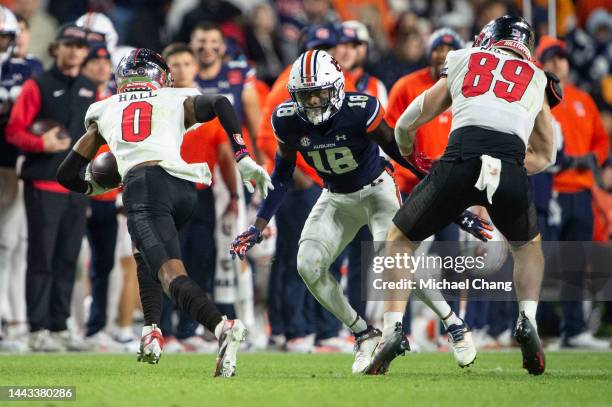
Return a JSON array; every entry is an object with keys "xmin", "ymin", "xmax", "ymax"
[
  {"xmin": 256, "ymin": 143, "xmax": 297, "ymax": 222},
  {"xmin": 5, "ymin": 79, "xmax": 44, "ymax": 152},
  {"xmin": 395, "ymin": 78, "xmax": 452, "ymax": 154},
  {"xmin": 367, "ymin": 116, "xmax": 425, "ymax": 179},
  {"xmin": 194, "ymin": 94, "xmax": 249, "ymax": 160},
  {"xmin": 57, "ymin": 123, "xmax": 106, "ymax": 194}
]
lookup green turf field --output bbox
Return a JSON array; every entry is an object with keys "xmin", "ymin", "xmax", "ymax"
[{"xmin": 1, "ymin": 351, "xmax": 611, "ymax": 407}]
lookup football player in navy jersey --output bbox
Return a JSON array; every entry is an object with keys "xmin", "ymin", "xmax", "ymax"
[
  {"xmin": 231, "ymin": 50, "xmax": 491, "ymax": 373},
  {"xmin": 0, "ymin": 6, "xmax": 42, "ymax": 352},
  {"xmin": 189, "ymin": 22, "xmax": 260, "ymax": 156}
]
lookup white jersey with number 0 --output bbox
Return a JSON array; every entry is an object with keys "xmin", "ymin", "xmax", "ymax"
[
  {"xmin": 444, "ymin": 47, "xmax": 546, "ymax": 147},
  {"xmin": 84, "ymin": 87, "xmax": 211, "ymax": 184}
]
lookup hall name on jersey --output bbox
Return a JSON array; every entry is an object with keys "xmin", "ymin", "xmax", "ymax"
[{"xmin": 118, "ymin": 91, "xmax": 158, "ymax": 102}]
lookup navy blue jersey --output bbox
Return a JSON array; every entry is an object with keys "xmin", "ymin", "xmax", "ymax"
[
  {"xmin": 194, "ymin": 60, "xmax": 255, "ymax": 125},
  {"xmin": 271, "ymin": 92, "xmax": 386, "ymax": 193},
  {"xmin": 0, "ymin": 56, "xmax": 43, "ymax": 168}
]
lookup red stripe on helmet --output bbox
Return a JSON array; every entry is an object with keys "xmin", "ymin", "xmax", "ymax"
[{"xmin": 304, "ymin": 50, "xmax": 314, "ymax": 79}]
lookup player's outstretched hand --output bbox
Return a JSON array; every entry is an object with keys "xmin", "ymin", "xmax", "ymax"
[
  {"xmin": 230, "ymin": 225, "xmax": 263, "ymax": 260},
  {"xmin": 455, "ymin": 210, "xmax": 494, "ymax": 241},
  {"xmin": 237, "ymin": 156, "xmax": 274, "ymax": 198}
]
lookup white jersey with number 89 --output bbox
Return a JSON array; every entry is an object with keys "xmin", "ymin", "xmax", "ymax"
[
  {"xmin": 443, "ymin": 48, "xmax": 546, "ymax": 147},
  {"xmin": 84, "ymin": 87, "xmax": 211, "ymax": 184}
]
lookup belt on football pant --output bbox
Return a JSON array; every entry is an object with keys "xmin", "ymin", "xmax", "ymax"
[{"xmin": 324, "ymin": 167, "xmax": 386, "ymax": 194}]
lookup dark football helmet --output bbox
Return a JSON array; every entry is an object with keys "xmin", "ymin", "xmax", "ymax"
[
  {"xmin": 473, "ymin": 15, "xmax": 535, "ymax": 60},
  {"xmin": 115, "ymin": 48, "xmax": 173, "ymax": 93}
]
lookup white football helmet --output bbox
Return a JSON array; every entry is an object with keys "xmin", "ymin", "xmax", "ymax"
[
  {"xmin": 76, "ymin": 12, "xmax": 118, "ymax": 54},
  {"xmin": 0, "ymin": 6, "xmax": 19, "ymax": 63},
  {"xmin": 287, "ymin": 50, "xmax": 345, "ymax": 125}
]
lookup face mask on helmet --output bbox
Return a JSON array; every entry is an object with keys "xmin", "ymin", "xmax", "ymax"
[{"xmin": 291, "ymin": 87, "xmax": 339, "ymax": 125}]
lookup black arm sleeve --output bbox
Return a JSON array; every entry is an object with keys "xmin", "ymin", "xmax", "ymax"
[
  {"xmin": 194, "ymin": 94, "xmax": 249, "ymax": 160},
  {"xmin": 367, "ymin": 121, "xmax": 425, "ymax": 180},
  {"xmin": 378, "ymin": 139, "xmax": 425, "ymax": 180},
  {"xmin": 56, "ymin": 150, "xmax": 90, "ymax": 194}
]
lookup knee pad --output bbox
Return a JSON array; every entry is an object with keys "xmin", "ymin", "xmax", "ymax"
[{"xmin": 296, "ymin": 240, "xmax": 331, "ymax": 286}]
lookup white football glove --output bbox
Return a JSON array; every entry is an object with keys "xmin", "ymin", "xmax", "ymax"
[
  {"xmin": 237, "ymin": 156, "xmax": 274, "ymax": 198},
  {"xmin": 84, "ymin": 163, "xmax": 111, "ymax": 196}
]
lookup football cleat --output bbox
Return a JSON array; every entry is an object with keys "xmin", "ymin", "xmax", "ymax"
[
  {"xmin": 364, "ymin": 322, "xmax": 410, "ymax": 375},
  {"xmin": 137, "ymin": 324, "xmax": 164, "ymax": 364},
  {"xmin": 352, "ymin": 326, "xmax": 382, "ymax": 374},
  {"xmin": 214, "ymin": 319, "xmax": 247, "ymax": 377},
  {"xmin": 514, "ymin": 312, "xmax": 545, "ymax": 375},
  {"xmin": 446, "ymin": 320, "xmax": 477, "ymax": 368}
]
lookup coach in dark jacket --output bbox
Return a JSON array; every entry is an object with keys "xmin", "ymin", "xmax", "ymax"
[{"xmin": 6, "ymin": 23, "xmax": 96, "ymax": 351}]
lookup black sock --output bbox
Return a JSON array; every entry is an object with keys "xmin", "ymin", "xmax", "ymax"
[
  {"xmin": 169, "ymin": 275, "xmax": 223, "ymax": 333},
  {"xmin": 135, "ymin": 253, "xmax": 163, "ymax": 326}
]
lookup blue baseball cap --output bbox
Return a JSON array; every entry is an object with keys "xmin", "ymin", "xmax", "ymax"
[
  {"xmin": 427, "ymin": 28, "xmax": 464, "ymax": 56},
  {"xmin": 338, "ymin": 22, "xmax": 360, "ymax": 44},
  {"xmin": 302, "ymin": 23, "xmax": 339, "ymax": 51}
]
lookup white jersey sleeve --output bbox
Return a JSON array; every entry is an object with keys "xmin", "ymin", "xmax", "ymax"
[
  {"xmin": 445, "ymin": 48, "xmax": 546, "ymax": 147},
  {"xmin": 84, "ymin": 98, "xmax": 110, "ymax": 129},
  {"xmin": 92, "ymin": 87, "xmax": 211, "ymax": 184}
]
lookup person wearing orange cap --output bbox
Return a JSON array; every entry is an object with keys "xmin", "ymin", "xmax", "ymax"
[{"xmin": 536, "ymin": 36, "xmax": 610, "ymax": 349}]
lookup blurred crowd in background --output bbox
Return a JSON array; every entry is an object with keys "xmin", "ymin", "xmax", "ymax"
[{"xmin": 0, "ymin": 0, "xmax": 610, "ymax": 355}]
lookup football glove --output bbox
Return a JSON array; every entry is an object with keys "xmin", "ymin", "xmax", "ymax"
[
  {"xmin": 408, "ymin": 149, "xmax": 433, "ymax": 174},
  {"xmin": 230, "ymin": 225, "xmax": 263, "ymax": 260},
  {"xmin": 544, "ymin": 71, "xmax": 563, "ymax": 109},
  {"xmin": 237, "ymin": 156, "xmax": 274, "ymax": 198},
  {"xmin": 455, "ymin": 210, "xmax": 494, "ymax": 242},
  {"xmin": 84, "ymin": 163, "xmax": 111, "ymax": 196}
]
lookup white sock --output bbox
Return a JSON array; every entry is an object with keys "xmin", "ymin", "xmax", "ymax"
[
  {"xmin": 382, "ymin": 312, "xmax": 403, "ymax": 339},
  {"xmin": 519, "ymin": 301, "xmax": 538, "ymax": 327},
  {"xmin": 214, "ymin": 317, "xmax": 227, "ymax": 340},
  {"xmin": 350, "ymin": 316, "xmax": 368, "ymax": 334},
  {"xmin": 441, "ymin": 311, "xmax": 462, "ymax": 329},
  {"xmin": 116, "ymin": 326, "xmax": 134, "ymax": 341}
]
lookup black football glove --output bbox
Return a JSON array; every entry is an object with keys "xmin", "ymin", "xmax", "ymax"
[{"xmin": 544, "ymin": 71, "xmax": 563, "ymax": 109}]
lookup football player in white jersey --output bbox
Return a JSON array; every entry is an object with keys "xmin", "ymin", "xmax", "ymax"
[
  {"xmin": 57, "ymin": 48, "xmax": 271, "ymax": 377},
  {"xmin": 367, "ymin": 16, "xmax": 556, "ymax": 376}
]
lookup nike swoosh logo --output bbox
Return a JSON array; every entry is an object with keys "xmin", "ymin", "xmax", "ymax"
[{"xmin": 53, "ymin": 90, "xmax": 65, "ymax": 97}]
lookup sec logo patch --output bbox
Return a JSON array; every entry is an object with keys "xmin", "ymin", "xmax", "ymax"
[{"xmin": 300, "ymin": 136, "xmax": 311, "ymax": 147}]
